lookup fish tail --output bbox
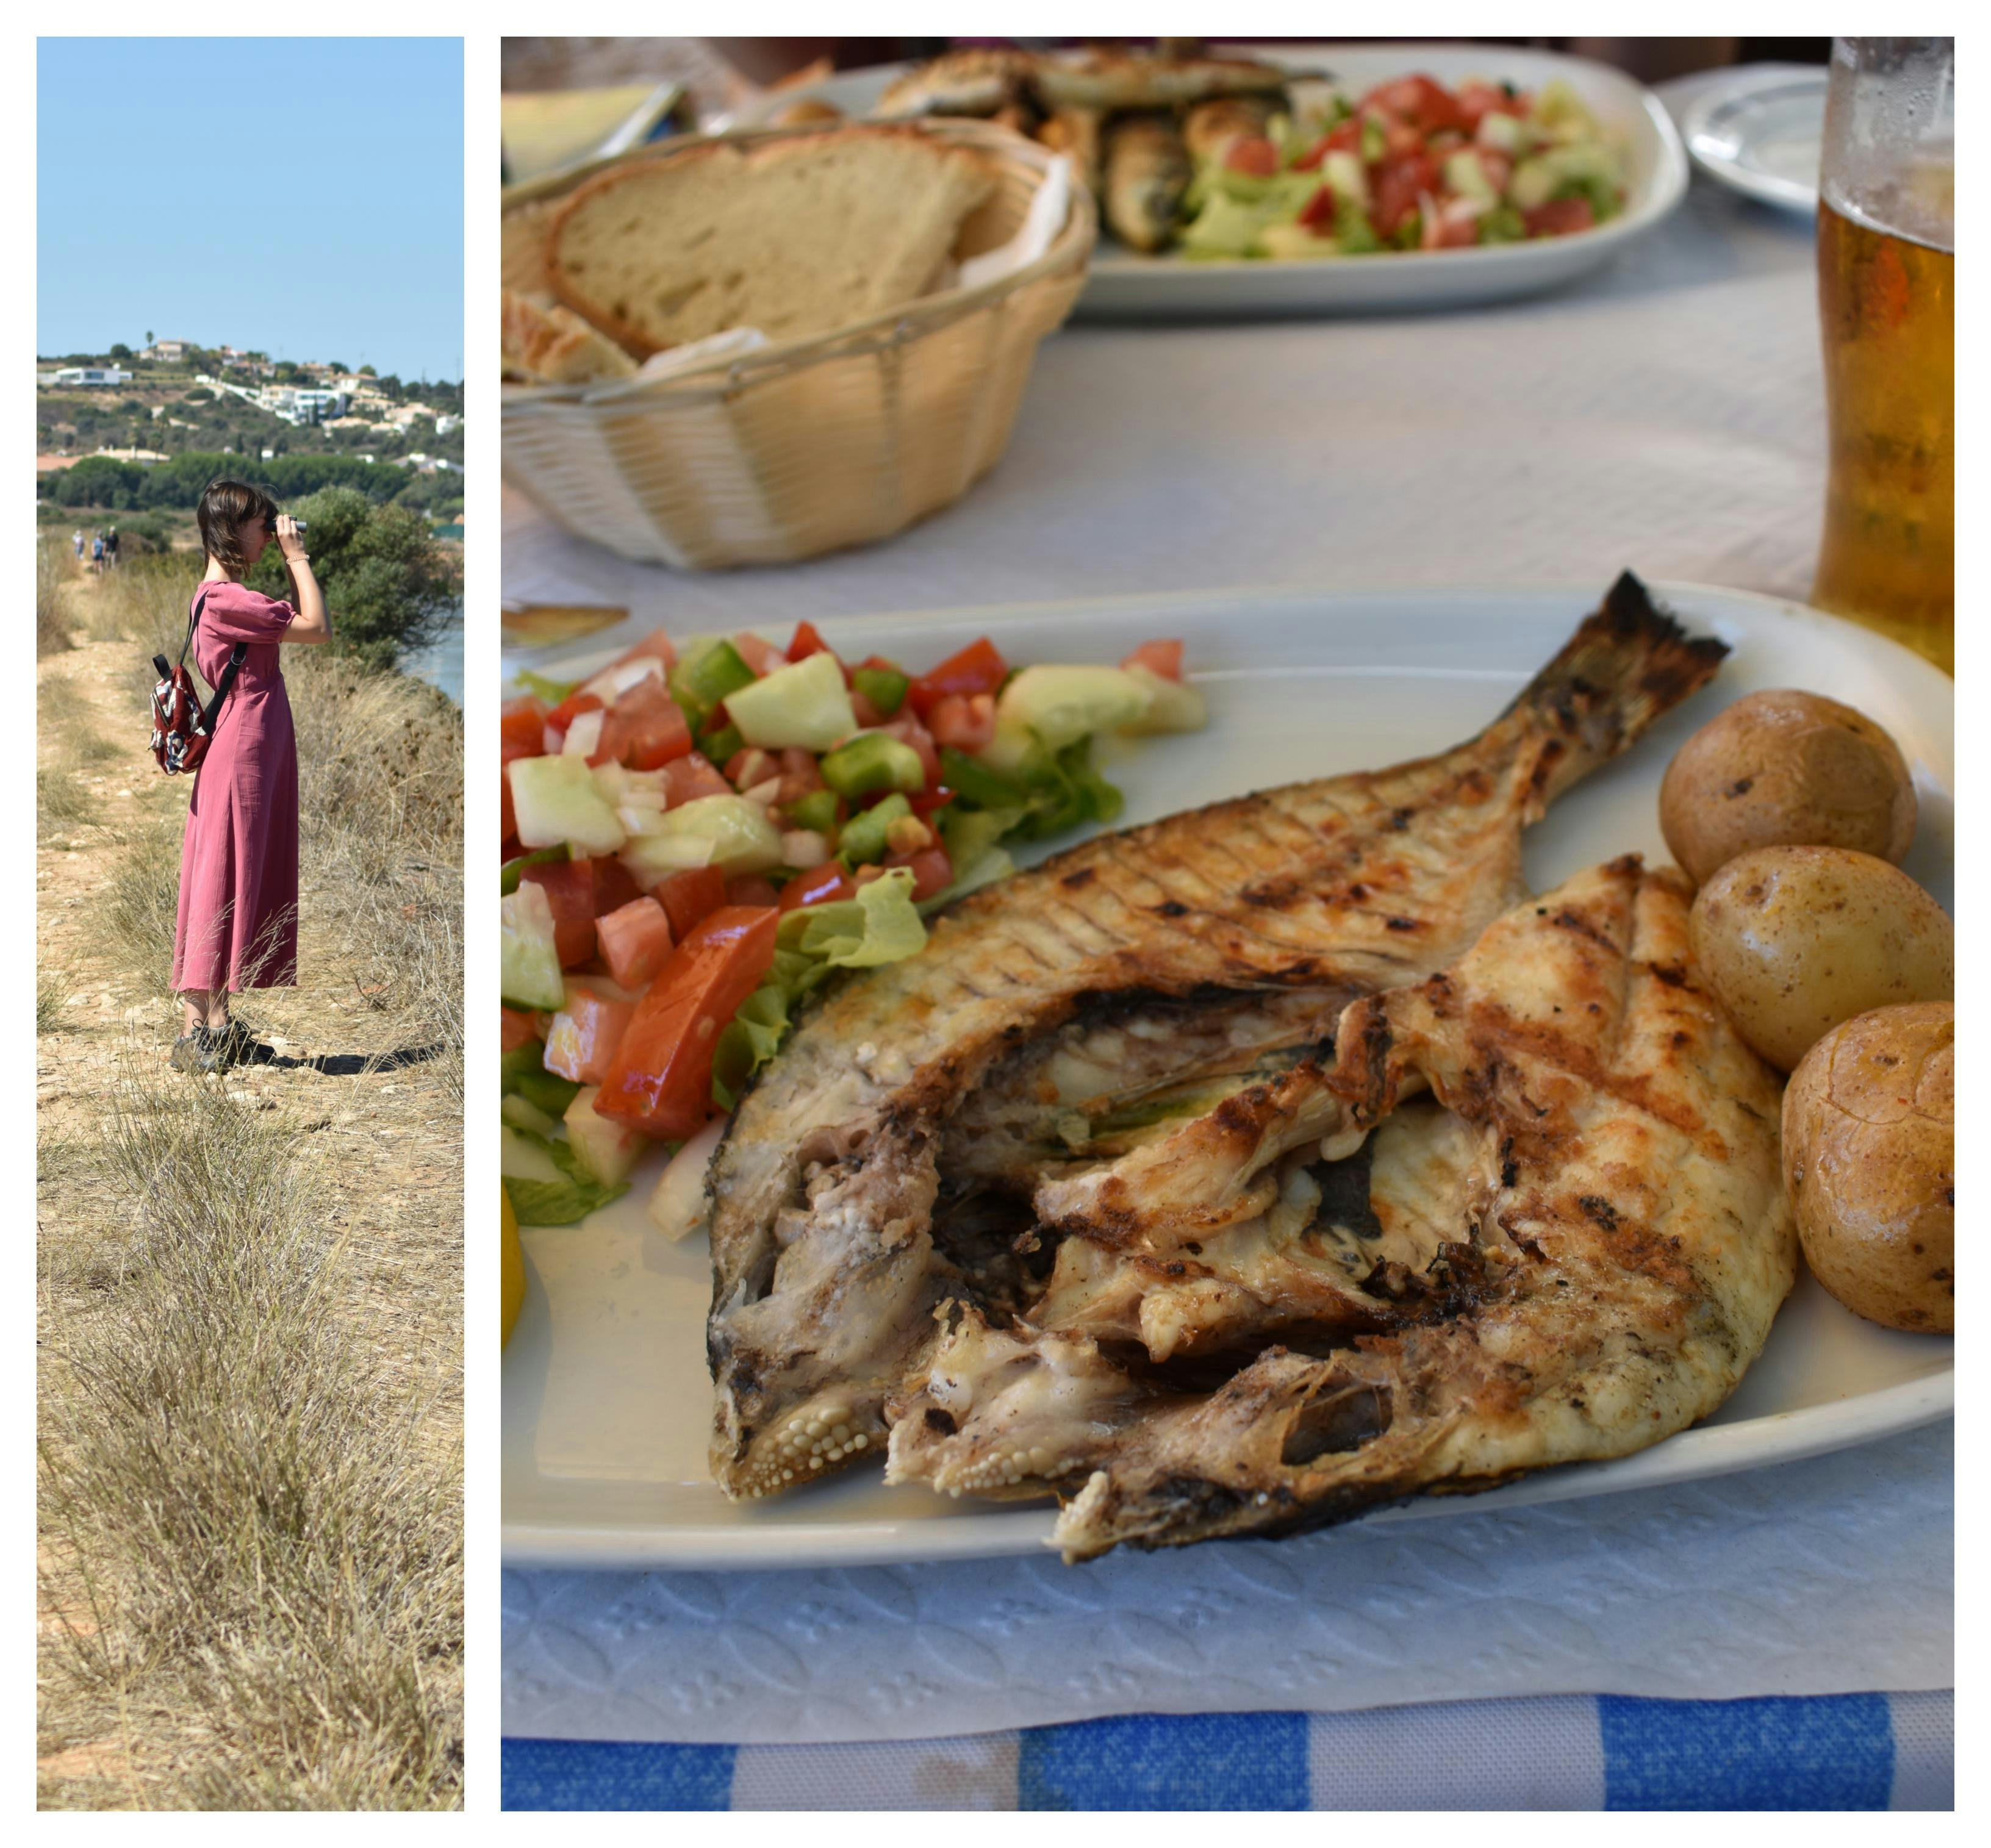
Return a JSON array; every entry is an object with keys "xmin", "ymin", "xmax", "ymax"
[{"xmin": 1507, "ymin": 571, "xmax": 1729, "ymax": 808}]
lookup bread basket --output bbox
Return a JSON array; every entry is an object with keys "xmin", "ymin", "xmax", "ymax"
[{"xmin": 502, "ymin": 119, "xmax": 1096, "ymax": 570}]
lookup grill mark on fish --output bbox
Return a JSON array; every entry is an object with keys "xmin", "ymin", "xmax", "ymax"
[{"xmin": 708, "ymin": 577, "xmax": 1732, "ymax": 1513}]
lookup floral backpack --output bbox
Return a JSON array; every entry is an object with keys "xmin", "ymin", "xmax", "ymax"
[{"xmin": 150, "ymin": 586, "xmax": 247, "ymax": 776}]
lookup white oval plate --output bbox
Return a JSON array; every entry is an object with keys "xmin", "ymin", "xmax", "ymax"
[
  {"xmin": 1680, "ymin": 63, "xmax": 1828, "ymax": 215},
  {"xmin": 501, "ymin": 581, "xmax": 1953, "ymax": 1570},
  {"xmin": 730, "ymin": 43, "xmax": 1688, "ymax": 318}
]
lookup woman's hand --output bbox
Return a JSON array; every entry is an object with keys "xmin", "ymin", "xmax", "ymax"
[{"xmin": 275, "ymin": 513, "xmax": 310, "ymax": 564}]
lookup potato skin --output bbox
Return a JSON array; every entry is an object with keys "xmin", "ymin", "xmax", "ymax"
[
  {"xmin": 1784, "ymin": 1001, "xmax": 1953, "ymax": 1333},
  {"xmin": 1688, "ymin": 845, "xmax": 1953, "ymax": 1072},
  {"xmin": 1659, "ymin": 689, "xmax": 1916, "ymax": 884}
]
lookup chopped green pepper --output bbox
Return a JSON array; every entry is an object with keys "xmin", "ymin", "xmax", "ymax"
[
  {"xmin": 839, "ymin": 793, "xmax": 912, "ymax": 865},
  {"xmin": 820, "ymin": 732, "xmax": 925, "ymax": 799},
  {"xmin": 785, "ymin": 789, "xmax": 840, "ymax": 836},
  {"xmin": 515, "ymin": 1067, "xmax": 583, "ymax": 1119},
  {"xmin": 500, "ymin": 843, "xmax": 569, "ymax": 895},
  {"xmin": 699, "ymin": 720, "xmax": 744, "ymax": 767},
  {"xmin": 938, "ymin": 747, "xmax": 1027, "ymax": 810},
  {"xmin": 670, "ymin": 639, "xmax": 756, "ymax": 725},
  {"xmin": 500, "ymin": 1040, "xmax": 549, "ymax": 1093},
  {"xmin": 851, "ymin": 665, "xmax": 909, "ymax": 716}
]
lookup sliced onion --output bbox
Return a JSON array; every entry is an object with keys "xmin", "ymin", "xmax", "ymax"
[{"xmin": 647, "ymin": 1118, "xmax": 726, "ymax": 1243}]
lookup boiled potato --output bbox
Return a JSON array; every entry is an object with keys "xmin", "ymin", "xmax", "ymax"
[
  {"xmin": 1689, "ymin": 845, "xmax": 1952, "ymax": 1071},
  {"xmin": 1659, "ymin": 689, "xmax": 1916, "ymax": 885},
  {"xmin": 1784, "ymin": 1001, "xmax": 1953, "ymax": 1333}
]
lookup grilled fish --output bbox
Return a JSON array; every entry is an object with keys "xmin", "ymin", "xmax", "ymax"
[
  {"xmin": 1102, "ymin": 113, "xmax": 1193, "ymax": 252},
  {"xmin": 876, "ymin": 50, "xmax": 1036, "ymax": 120},
  {"xmin": 1033, "ymin": 51, "xmax": 1291, "ymax": 113},
  {"xmin": 1183, "ymin": 93, "xmax": 1280, "ymax": 167},
  {"xmin": 1037, "ymin": 106, "xmax": 1106, "ymax": 200},
  {"xmin": 706, "ymin": 575, "xmax": 1728, "ymax": 1522},
  {"xmin": 888, "ymin": 856, "xmax": 1795, "ymax": 1558}
]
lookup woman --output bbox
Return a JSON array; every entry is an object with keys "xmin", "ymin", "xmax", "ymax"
[{"xmin": 170, "ymin": 480, "xmax": 331, "ymax": 1074}]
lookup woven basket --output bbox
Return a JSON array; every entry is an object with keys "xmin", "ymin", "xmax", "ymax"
[{"xmin": 502, "ymin": 120, "xmax": 1096, "ymax": 570}]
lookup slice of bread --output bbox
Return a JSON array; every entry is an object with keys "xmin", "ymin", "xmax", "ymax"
[
  {"xmin": 502, "ymin": 288, "xmax": 637, "ymax": 385},
  {"xmin": 547, "ymin": 127, "xmax": 997, "ymax": 358},
  {"xmin": 502, "ymin": 196, "xmax": 565, "ymax": 295}
]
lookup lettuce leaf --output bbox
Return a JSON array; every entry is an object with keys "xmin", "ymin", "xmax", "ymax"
[
  {"xmin": 501, "ymin": 1125, "xmax": 630, "ymax": 1225},
  {"xmin": 513, "ymin": 670, "xmax": 576, "ymax": 704}
]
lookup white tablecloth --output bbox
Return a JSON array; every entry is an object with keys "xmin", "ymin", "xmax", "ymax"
[{"xmin": 502, "ymin": 75, "xmax": 1952, "ymax": 1754}]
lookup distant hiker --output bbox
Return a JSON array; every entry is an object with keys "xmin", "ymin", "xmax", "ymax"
[
  {"xmin": 91, "ymin": 532, "xmax": 104, "ymax": 573},
  {"xmin": 105, "ymin": 527, "xmax": 120, "ymax": 568},
  {"xmin": 170, "ymin": 480, "xmax": 332, "ymax": 1075},
  {"xmin": 71, "ymin": 528, "xmax": 84, "ymax": 559}
]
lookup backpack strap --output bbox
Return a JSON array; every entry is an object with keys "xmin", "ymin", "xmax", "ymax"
[
  {"xmin": 182, "ymin": 585, "xmax": 248, "ymax": 736},
  {"xmin": 178, "ymin": 584, "xmax": 215, "ymax": 671}
]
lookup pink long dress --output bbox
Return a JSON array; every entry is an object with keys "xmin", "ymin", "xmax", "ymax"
[{"xmin": 170, "ymin": 581, "xmax": 301, "ymax": 994}]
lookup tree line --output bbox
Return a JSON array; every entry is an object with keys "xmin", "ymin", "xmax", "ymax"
[{"xmin": 38, "ymin": 449, "xmax": 454, "ymax": 513}]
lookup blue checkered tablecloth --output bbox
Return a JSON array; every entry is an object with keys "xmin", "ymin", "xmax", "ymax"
[{"xmin": 504, "ymin": 1691, "xmax": 1951, "ymax": 1809}]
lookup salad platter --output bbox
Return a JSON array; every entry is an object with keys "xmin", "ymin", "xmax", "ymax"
[
  {"xmin": 733, "ymin": 43, "xmax": 1688, "ymax": 317},
  {"xmin": 501, "ymin": 582, "xmax": 1953, "ymax": 1570}
]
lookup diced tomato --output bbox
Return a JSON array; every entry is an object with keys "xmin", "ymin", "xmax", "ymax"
[
  {"xmin": 547, "ymin": 689, "xmax": 605, "ymax": 734},
  {"xmin": 906, "ymin": 637, "xmax": 1008, "ymax": 720},
  {"xmin": 725, "ymin": 874, "xmax": 782, "ymax": 910},
  {"xmin": 500, "ymin": 1008, "xmax": 540, "ymax": 1055},
  {"xmin": 927, "ymin": 692, "xmax": 997, "ymax": 753},
  {"xmin": 1298, "ymin": 184, "xmax": 1338, "ymax": 232},
  {"xmin": 501, "ymin": 696, "xmax": 548, "ymax": 753},
  {"xmin": 883, "ymin": 844, "xmax": 954, "ymax": 903},
  {"xmin": 661, "ymin": 753, "xmax": 734, "ymax": 808},
  {"xmin": 879, "ymin": 714, "xmax": 941, "ymax": 791},
  {"xmin": 1121, "ymin": 639, "xmax": 1184, "ymax": 681},
  {"xmin": 725, "ymin": 746, "xmax": 779, "ymax": 792},
  {"xmin": 590, "ymin": 856, "xmax": 642, "ymax": 920},
  {"xmin": 849, "ymin": 689, "xmax": 887, "ymax": 728},
  {"xmin": 1295, "ymin": 116, "xmax": 1361, "ymax": 170},
  {"xmin": 595, "ymin": 896, "xmax": 674, "ymax": 992},
  {"xmin": 1522, "ymin": 195, "xmax": 1597, "ymax": 238},
  {"xmin": 907, "ymin": 785, "xmax": 956, "ymax": 820},
  {"xmin": 1371, "ymin": 151, "xmax": 1442, "ymax": 237},
  {"xmin": 521, "ymin": 859, "xmax": 598, "ymax": 969},
  {"xmin": 501, "ymin": 768, "xmax": 516, "ymax": 845},
  {"xmin": 786, "ymin": 620, "xmax": 834, "ymax": 666},
  {"xmin": 733, "ymin": 631, "xmax": 786, "ymax": 678},
  {"xmin": 780, "ymin": 865, "xmax": 858, "ymax": 912},
  {"xmin": 608, "ymin": 629, "xmax": 678, "ymax": 675},
  {"xmin": 1225, "ymin": 134, "xmax": 1279, "ymax": 176},
  {"xmin": 595, "ymin": 906, "xmax": 781, "ymax": 1139},
  {"xmin": 1361, "ymin": 74, "xmax": 1468, "ymax": 137},
  {"xmin": 599, "ymin": 676, "xmax": 693, "ymax": 770},
  {"xmin": 543, "ymin": 986, "xmax": 637, "ymax": 1087},
  {"xmin": 772, "ymin": 748, "xmax": 825, "ymax": 806},
  {"xmin": 1454, "ymin": 80, "xmax": 1525, "ymax": 132},
  {"xmin": 1422, "ymin": 201, "xmax": 1480, "ymax": 249},
  {"xmin": 651, "ymin": 865, "xmax": 729, "ymax": 940}
]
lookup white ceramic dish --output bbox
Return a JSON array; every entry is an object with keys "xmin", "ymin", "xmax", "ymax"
[
  {"xmin": 502, "ymin": 581, "xmax": 1953, "ymax": 1570},
  {"xmin": 1679, "ymin": 63, "xmax": 1827, "ymax": 216},
  {"xmin": 730, "ymin": 42, "xmax": 1688, "ymax": 318}
]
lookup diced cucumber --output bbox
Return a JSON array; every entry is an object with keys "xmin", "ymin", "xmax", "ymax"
[
  {"xmin": 500, "ymin": 843, "xmax": 567, "ymax": 895},
  {"xmin": 1119, "ymin": 666, "xmax": 1208, "ymax": 734},
  {"xmin": 1258, "ymin": 221, "xmax": 1336, "ymax": 262},
  {"xmin": 983, "ymin": 665, "xmax": 1153, "ymax": 772},
  {"xmin": 564, "ymin": 1085, "xmax": 651, "ymax": 1187},
  {"xmin": 839, "ymin": 793, "xmax": 911, "ymax": 865},
  {"xmin": 1324, "ymin": 149, "xmax": 1369, "ymax": 209},
  {"xmin": 1360, "ymin": 117, "xmax": 1386, "ymax": 163},
  {"xmin": 1444, "ymin": 148, "xmax": 1498, "ymax": 204},
  {"xmin": 502, "ymin": 1092, "xmax": 562, "ymax": 1139},
  {"xmin": 669, "ymin": 638, "xmax": 756, "ymax": 724},
  {"xmin": 1477, "ymin": 109, "xmax": 1527, "ymax": 156},
  {"xmin": 643, "ymin": 793, "xmax": 785, "ymax": 876},
  {"xmin": 850, "ymin": 665, "xmax": 909, "ymax": 717},
  {"xmin": 500, "ymin": 881, "xmax": 566, "ymax": 1011},
  {"xmin": 1509, "ymin": 156, "xmax": 1557, "ymax": 212},
  {"xmin": 619, "ymin": 832, "xmax": 716, "ymax": 889},
  {"xmin": 500, "ymin": 1125, "xmax": 565, "ymax": 1184},
  {"xmin": 820, "ymin": 732, "xmax": 925, "ymax": 799},
  {"xmin": 785, "ymin": 789, "xmax": 839, "ymax": 836},
  {"xmin": 723, "ymin": 649, "xmax": 859, "ymax": 753},
  {"xmin": 509, "ymin": 753, "xmax": 626, "ymax": 855}
]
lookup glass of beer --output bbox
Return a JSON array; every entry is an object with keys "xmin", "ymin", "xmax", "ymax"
[{"xmin": 1812, "ymin": 37, "xmax": 1954, "ymax": 674}]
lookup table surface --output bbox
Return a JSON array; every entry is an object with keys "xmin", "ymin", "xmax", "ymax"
[{"xmin": 500, "ymin": 69, "xmax": 1953, "ymax": 1805}]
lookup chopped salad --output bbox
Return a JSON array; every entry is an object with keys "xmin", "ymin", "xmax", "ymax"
[
  {"xmin": 1182, "ymin": 73, "xmax": 1627, "ymax": 260},
  {"xmin": 501, "ymin": 624, "xmax": 1204, "ymax": 1228}
]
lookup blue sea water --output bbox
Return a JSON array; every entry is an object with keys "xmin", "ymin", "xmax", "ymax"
[{"xmin": 403, "ymin": 601, "xmax": 462, "ymax": 705}]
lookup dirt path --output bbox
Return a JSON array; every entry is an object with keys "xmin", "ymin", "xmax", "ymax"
[{"xmin": 37, "ymin": 567, "xmax": 463, "ymax": 1808}]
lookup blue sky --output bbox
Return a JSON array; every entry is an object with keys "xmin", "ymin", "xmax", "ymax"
[{"xmin": 38, "ymin": 37, "xmax": 463, "ymax": 382}]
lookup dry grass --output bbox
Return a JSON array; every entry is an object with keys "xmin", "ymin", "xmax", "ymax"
[
  {"xmin": 38, "ymin": 764, "xmax": 97, "ymax": 832},
  {"xmin": 39, "ymin": 1058, "xmax": 464, "ymax": 1810},
  {"xmin": 38, "ymin": 561, "xmax": 464, "ymax": 1810},
  {"xmin": 38, "ymin": 534, "xmax": 73, "ymax": 657}
]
